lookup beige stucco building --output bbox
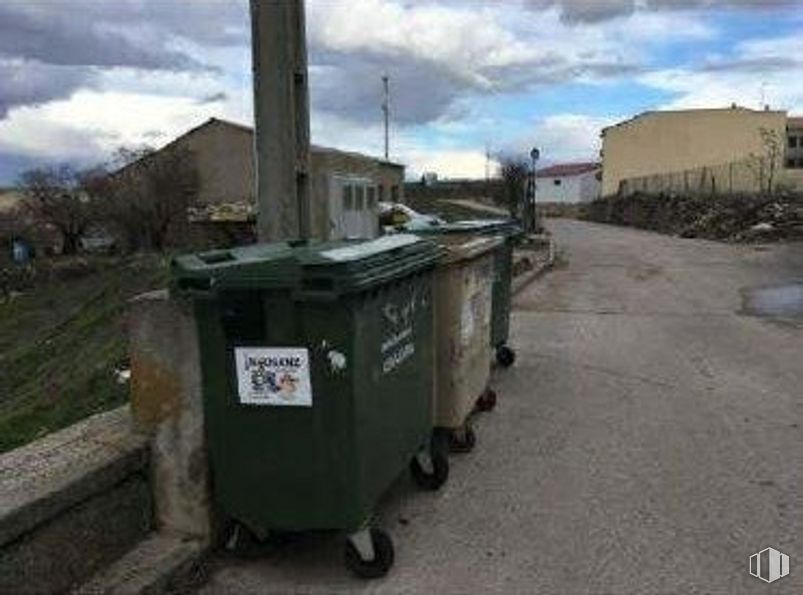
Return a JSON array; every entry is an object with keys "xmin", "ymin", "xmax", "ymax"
[
  {"xmin": 600, "ymin": 106, "xmax": 796, "ymax": 196},
  {"xmin": 120, "ymin": 117, "xmax": 405, "ymax": 242}
]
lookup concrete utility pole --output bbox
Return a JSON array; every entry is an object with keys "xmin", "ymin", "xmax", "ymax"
[
  {"xmin": 250, "ymin": 0, "xmax": 311, "ymax": 242},
  {"xmin": 382, "ymin": 74, "xmax": 390, "ymax": 160}
]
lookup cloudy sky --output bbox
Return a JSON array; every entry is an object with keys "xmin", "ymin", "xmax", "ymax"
[{"xmin": 0, "ymin": 0, "xmax": 802, "ymax": 184}]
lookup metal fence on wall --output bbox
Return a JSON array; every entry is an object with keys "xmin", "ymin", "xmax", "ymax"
[{"xmin": 619, "ymin": 155, "xmax": 802, "ymax": 197}]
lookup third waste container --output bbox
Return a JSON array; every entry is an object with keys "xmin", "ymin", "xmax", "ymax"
[
  {"xmin": 428, "ymin": 234, "xmax": 502, "ymax": 451},
  {"xmin": 434, "ymin": 219, "xmax": 522, "ymax": 368},
  {"xmin": 172, "ymin": 234, "xmax": 446, "ymax": 578}
]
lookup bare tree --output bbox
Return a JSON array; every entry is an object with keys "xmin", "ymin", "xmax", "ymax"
[
  {"xmin": 498, "ymin": 156, "xmax": 529, "ymax": 219},
  {"xmin": 747, "ymin": 127, "xmax": 784, "ymax": 195},
  {"xmin": 759, "ymin": 127, "xmax": 782, "ymax": 195},
  {"xmin": 18, "ymin": 165, "xmax": 99, "ymax": 255},
  {"xmin": 96, "ymin": 146, "xmax": 200, "ymax": 252}
]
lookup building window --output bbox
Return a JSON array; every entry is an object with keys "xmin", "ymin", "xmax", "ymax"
[
  {"xmin": 378, "ymin": 185, "xmax": 385, "ymax": 202},
  {"xmin": 391, "ymin": 185, "xmax": 399, "ymax": 202},
  {"xmin": 344, "ymin": 182, "xmax": 381, "ymax": 210},
  {"xmin": 343, "ymin": 184, "xmax": 354, "ymax": 210},
  {"xmin": 789, "ymin": 136, "xmax": 799, "ymax": 149},
  {"xmin": 787, "ymin": 158, "xmax": 796, "ymax": 168},
  {"xmin": 553, "ymin": 179, "xmax": 562, "ymax": 186}
]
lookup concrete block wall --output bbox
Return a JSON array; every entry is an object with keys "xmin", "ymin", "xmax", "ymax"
[{"xmin": 0, "ymin": 407, "xmax": 151, "ymax": 594}]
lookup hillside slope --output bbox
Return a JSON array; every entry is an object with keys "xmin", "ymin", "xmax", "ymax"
[{"xmin": 0, "ymin": 255, "xmax": 168, "ymax": 452}]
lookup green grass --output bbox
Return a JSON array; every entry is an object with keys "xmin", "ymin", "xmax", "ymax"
[{"xmin": 0, "ymin": 255, "xmax": 169, "ymax": 453}]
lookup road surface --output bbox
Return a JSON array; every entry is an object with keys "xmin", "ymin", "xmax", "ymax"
[{"xmin": 201, "ymin": 220, "xmax": 803, "ymax": 594}]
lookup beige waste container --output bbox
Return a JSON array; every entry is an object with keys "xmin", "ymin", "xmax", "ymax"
[{"xmin": 431, "ymin": 234, "xmax": 501, "ymax": 452}]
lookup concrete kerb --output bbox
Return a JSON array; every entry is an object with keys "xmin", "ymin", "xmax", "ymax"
[
  {"xmin": 512, "ymin": 235, "xmax": 557, "ymax": 295},
  {"xmin": 73, "ymin": 532, "xmax": 208, "ymax": 595}
]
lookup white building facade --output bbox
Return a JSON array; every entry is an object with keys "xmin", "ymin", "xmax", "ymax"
[{"xmin": 536, "ymin": 162, "xmax": 601, "ymax": 204}]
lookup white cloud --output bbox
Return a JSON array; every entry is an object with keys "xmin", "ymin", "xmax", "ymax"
[
  {"xmin": 404, "ymin": 148, "xmax": 493, "ymax": 180},
  {"xmin": 610, "ymin": 11, "xmax": 716, "ymax": 43},
  {"xmin": 505, "ymin": 113, "xmax": 618, "ymax": 164},
  {"xmin": 311, "ymin": 111, "xmax": 490, "ymax": 179},
  {"xmin": 641, "ymin": 33, "xmax": 803, "ymax": 111},
  {"xmin": 0, "ymin": 88, "xmax": 250, "ymax": 164},
  {"xmin": 309, "ymin": 0, "xmax": 535, "ymax": 90}
]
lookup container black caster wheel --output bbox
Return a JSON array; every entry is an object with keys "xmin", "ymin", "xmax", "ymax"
[
  {"xmin": 344, "ymin": 528, "xmax": 395, "ymax": 579},
  {"xmin": 496, "ymin": 345, "xmax": 516, "ymax": 368},
  {"xmin": 221, "ymin": 521, "xmax": 261, "ymax": 557},
  {"xmin": 410, "ymin": 432, "xmax": 449, "ymax": 490},
  {"xmin": 475, "ymin": 388, "xmax": 497, "ymax": 413},
  {"xmin": 220, "ymin": 520, "xmax": 294, "ymax": 558},
  {"xmin": 448, "ymin": 425, "xmax": 476, "ymax": 454}
]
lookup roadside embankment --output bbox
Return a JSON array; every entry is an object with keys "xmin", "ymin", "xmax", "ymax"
[{"xmin": 582, "ymin": 192, "xmax": 803, "ymax": 242}]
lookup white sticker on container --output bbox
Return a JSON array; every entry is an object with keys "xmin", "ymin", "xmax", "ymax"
[{"xmin": 234, "ymin": 347, "xmax": 312, "ymax": 407}]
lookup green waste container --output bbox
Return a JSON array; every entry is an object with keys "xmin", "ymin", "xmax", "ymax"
[
  {"xmin": 410, "ymin": 219, "xmax": 522, "ymax": 368},
  {"xmin": 172, "ymin": 234, "xmax": 446, "ymax": 578}
]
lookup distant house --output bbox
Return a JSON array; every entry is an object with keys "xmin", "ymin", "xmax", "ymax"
[
  {"xmin": 116, "ymin": 117, "xmax": 406, "ymax": 243},
  {"xmin": 535, "ymin": 162, "xmax": 601, "ymax": 204}
]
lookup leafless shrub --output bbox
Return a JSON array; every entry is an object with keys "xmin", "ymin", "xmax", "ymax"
[
  {"xmin": 17, "ymin": 165, "xmax": 103, "ymax": 255},
  {"xmin": 498, "ymin": 156, "xmax": 529, "ymax": 219},
  {"xmin": 93, "ymin": 146, "xmax": 200, "ymax": 252}
]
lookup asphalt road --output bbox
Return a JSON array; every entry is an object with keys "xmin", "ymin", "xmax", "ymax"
[{"xmin": 200, "ymin": 220, "xmax": 803, "ymax": 594}]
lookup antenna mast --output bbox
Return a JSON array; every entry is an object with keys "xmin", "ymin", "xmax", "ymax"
[{"xmin": 382, "ymin": 74, "xmax": 390, "ymax": 160}]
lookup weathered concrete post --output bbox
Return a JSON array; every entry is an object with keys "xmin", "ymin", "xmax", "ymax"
[
  {"xmin": 251, "ymin": 0, "xmax": 312, "ymax": 241},
  {"xmin": 128, "ymin": 290, "xmax": 211, "ymax": 542}
]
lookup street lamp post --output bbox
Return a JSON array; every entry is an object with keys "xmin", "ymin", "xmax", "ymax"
[{"xmin": 526, "ymin": 147, "xmax": 540, "ymax": 234}]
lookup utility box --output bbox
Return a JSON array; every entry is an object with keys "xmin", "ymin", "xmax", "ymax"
[
  {"xmin": 171, "ymin": 235, "xmax": 443, "ymax": 578},
  {"xmin": 326, "ymin": 175, "xmax": 380, "ymax": 240}
]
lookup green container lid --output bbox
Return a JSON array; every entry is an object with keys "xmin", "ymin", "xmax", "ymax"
[
  {"xmin": 427, "ymin": 234, "xmax": 504, "ymax": 265},
  {"xmin": 171, "ymin": 241, "xmax": 299, "ymax": 294},
  {"xmin": 407, "ymin": 218, "xmax": 522, "ymax": 238},
  {"xmin": 171, "ymin": 234, "xmax": 440, "ymax": 298}
]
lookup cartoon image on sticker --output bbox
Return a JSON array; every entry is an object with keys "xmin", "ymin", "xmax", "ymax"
[{"xmin": 235, "ymin": 347, "xmax": 312, "ymax": 407}]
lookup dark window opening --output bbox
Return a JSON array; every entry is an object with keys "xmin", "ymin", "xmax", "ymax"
[
  {"xmin": 553, "ymin": 179, "xmax": 562, "ymax": 186},
  {"xmin": 343, "ymin": 184, "xmax": 354, "ymax": 210}
]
